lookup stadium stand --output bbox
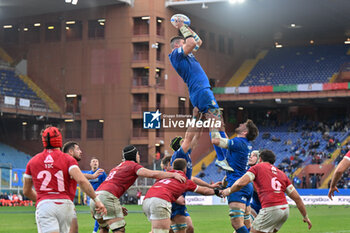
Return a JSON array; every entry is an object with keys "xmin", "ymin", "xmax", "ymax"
[
  {"xmin": 240, "ymin": 44, "xmax": 350, "ymax": 86},
  {"xmin": 0, "ymin": 142, "xmax": 31, "ymax": 169},
  {"xmin": 196, "ymin": 120, "xmax": 349, "ymax": 186},
  {"xmin": 0, "ymin": 69, "xmax": 49, "ymax": 110}
]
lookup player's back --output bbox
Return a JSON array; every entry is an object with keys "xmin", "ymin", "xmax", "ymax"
[
  {"xmin": 171, "ymin": 147, "xmax": 192, "ymax": 179},
  {"xmin": 97, "ymin": 160, "xmax": 143, "ymax": 198},
  {"xmin": 25, "ymin": 149, "xmax": 78, "ymax": 204},
  {"xmin": 145, "ymin": 170, "xmax": 197, "ymax": 203},
  {"xmin": 248, "ymin": 162, "xmax": 291, "ymax": 208},
  {"xmin": 169, "ymin": 48, "xmax": 210, "ymax": 95}
]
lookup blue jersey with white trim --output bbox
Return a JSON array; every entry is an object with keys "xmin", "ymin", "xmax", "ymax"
[
  {"xmin": 86, "ymin": 169, "xmax": 107, "ymax": 190},
  {"xmin": 169, "ymin": 47, "xmax": 211, "ymax": 96},
  {"xmin": 226, "ymin": 137, "xmax": 252, "ymax": 184},
  {"xmin": 170, "ymin": 147, "xmax": 192, "ymax": 180}
]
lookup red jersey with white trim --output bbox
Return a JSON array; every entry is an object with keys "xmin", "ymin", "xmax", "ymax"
[
  {"xmin": 97, "ymin": 161, "xmax": 143, "ymax": 198},
  {"xmin": 24, "ymin": 149, "xmax": 79, "ymax": 205},
  {"xmin": 248, "ymin": 162, "xmax": 292, "ymax": 208},
  {"xmin": 345, "ymin": 151, "xmax": 350, "ymax": 161},
  {"xmin": 144, "ymin": 170, "xmax": 198, "ymax": 203}
]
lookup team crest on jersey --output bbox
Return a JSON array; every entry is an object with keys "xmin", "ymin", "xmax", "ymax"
[
  {"xmin": 248, "ymin": 146, "xmax": 252, "ymax": 150},
  {"xmin": 44, "ymin": 155, "xmax": 54, "ymax": 163}
]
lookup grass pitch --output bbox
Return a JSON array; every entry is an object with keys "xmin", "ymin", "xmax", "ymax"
[{"xmin": 0, "ymin": 205, "xmax": 349, "ymax": 232}]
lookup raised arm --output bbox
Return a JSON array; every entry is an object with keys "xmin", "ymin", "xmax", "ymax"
[
  {"xmin": 137, "ymin": 168, "xmax": 186, "ymax": 183},
  {"xmin": 192, "ymin": 176, "xmax": 221, "ymax": 189},
  {"xmin": 328, "ymin": 156, "xmax": 350, "ymax": 200}
]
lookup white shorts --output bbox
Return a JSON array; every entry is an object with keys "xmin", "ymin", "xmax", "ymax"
[
  {"xmin": 142, "ymin": 197, "xmax": 172, "ymax": 221},
  {"xmin": 252, "ymin": 204, "xmax": 289, "ymax": 233},
  {"xmin": 36, "ymin": 199, "xmax": 75, "ymax": 233},
  {"xmin": 90, "ymin": 191, "xmax": 124, "ymax": 220}
]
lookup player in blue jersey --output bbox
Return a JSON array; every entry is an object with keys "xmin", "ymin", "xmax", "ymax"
[
  {"xmin": 169, "ymin": 18, "xmax": 232, "ymax": 171},
  {"xmin": 84, "ymin": 157, "xmax": 107, "ymax": 233},
  {"xmin": 210, "ymin": 118, "xmax": 259, "ymax": 233},
  {"xmin": 169, "ymin": 109, "xmax": 221, "ymax": 233},
  {"xmin": 247, "ymin": 151, "xmax": 262, "ymax": 222}
]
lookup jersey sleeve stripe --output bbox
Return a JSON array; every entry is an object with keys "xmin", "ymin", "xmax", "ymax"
[
  {"xmin": 136, "ymin": 167, "xmax": 144, "ymax": 176},
  {"xmin": 193, "ymin": 185, "xmax": 199, "ymax": 193},
  {"xmin": 23, "ymin": 174, "xmax": 32, "ymax": 179},
  {"xmin": 246, "ymin": 171, "xmax": 255, "ymax": 181},
  {"xmin": 344, "ymin": 156, "xmax": 350, "ymax": 161},
  {"xmin": 68, "ymin": 165, "xmax": 79, "ymax": 173}
]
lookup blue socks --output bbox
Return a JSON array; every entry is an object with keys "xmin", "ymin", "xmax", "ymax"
[{"xmin": 236, "ymin": 226, "xmax": 249, "ymax": 233}]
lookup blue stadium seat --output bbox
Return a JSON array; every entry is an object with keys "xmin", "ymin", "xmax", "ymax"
[{"xmin": 241, "ymin": 44, "xmax": 350, "ymax": 86}]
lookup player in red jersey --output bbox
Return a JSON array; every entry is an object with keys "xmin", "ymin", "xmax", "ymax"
[
  {"xmin": 328, "ymin": 151, "xmax": 350, "ymax": 200},
  {"xmin": 62, "ymin": 141, "xmax": 105, "ymax": 233},
  {"xmin": 90, "ymin": 145, "xmax": 186, "ymax": 233},
  {"xmin": 143, "ymin": 158, "xmax": 222, "ymax": 233},
  {"xmin": 23, "ymin": 126, "xmax": 106, "ymax": 233},
  {"xmin": 222, "ymin": 150, "xmax": 312, "ymax": 233}
]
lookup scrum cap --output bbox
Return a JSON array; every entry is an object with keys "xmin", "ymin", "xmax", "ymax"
[
  {"xmin": 123, "ymin": 145, "xmax": 138, "ymax": 162},
  {"xmin": 42, "ymin": 126, "xmax": 62, "ymax": 149}
]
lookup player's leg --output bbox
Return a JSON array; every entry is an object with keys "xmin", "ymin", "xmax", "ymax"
[
  {"xmin": 92, "ymin": 220, "xmax": 99, "ymax": 233},
  {"xmin": 185, "ymin": 215, "xmax": 194, "ymax": 233},
  {"xmin": 35, "ymin": 201, "xmax": 60, "ymax": 233},
  {"xmin": 229, "ymin": 202, "xmax": 249, "ymax": 233},
  {"xmin": 69, "ymin": 217, "xmax": 78, "ymax": 233},
  {"xmin": 244, "ymin": 206, "xmax": 251, "ymax": 231},
  {"xmin": 171, "ymin": 215, "xmax": 188, "ymax": 233},
  {"xmin": 143, "ymin": 197, "xmax": 172, "ymax": 232},
  {"xmin": 90, "ymin": 191, "xmax": 125, "ymax": 233},
  {"xmin": 251, "ymin": 205, "xmax": 289, "ymax": 233}
]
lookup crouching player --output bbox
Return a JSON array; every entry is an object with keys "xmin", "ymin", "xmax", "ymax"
[
  {"xmin": 142, "ymin": 158, "xmax": 222, "ymax": 233},
  {"xmin": 222, "ymin": 150, "xmax": 312, "ymax": 233}
]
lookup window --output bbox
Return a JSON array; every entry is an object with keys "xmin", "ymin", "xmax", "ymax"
[
  {"xmin": 228, "ymin": 38, "xmax": 234, "ymax": 55},
  {"xmin": 23, "ymin": 23, "xmax": 40, "ymax": 43},
  {"xmin": 45, "ymin": 22, "xmax": 61, "ymax": 42},
  {"xmin": 218, "ymin": 35, "xmax": 225, "ymax": 53},
  {"xmin": 133, "ymin": 94, "xmax": 148, "ymax": 112},
  {"xmin": 65, "ymin": 120, "xmax": 81, "ymax": 139},
  {"xmin": 156, "ymin": 17, "xmax": 164, "ymax": 36},
  {"xmin": 65, "ymin": 20, "xmax": 82, "ymax": 41},
  {"xmin": 87, "ymin": 120, "xmax": 103, "ymax": 139},
  {"xmin": 133, "ymin": 17, "xmax": 149, "ymax": 35},
  {"xmin": 155, "ymin": 68, "xmax": 164, "ymax": 87},
  {"xmin": 178, "ymin": 97, "xmax": 186, "ymax": 115},
  {"xmin": 133, "ymin": 119, "xmax": 148, "ymax": 137},
  {"xmin": 156, "ymin": 43, "xmax": 164, "ymax": 62},
  {"xmin": 65, "ymin": 95, "xmax": 81, "ymax": 114},
  {"xmin": 88, "ymin": 19, "xmax": 105, "ymax": 39},
  {"xmin": 133, "ymin": 68, "xmax": 149, "ymax": 87},
  {"xmin": 209, "ymin": 32, "xmax": 215, "ymax": 51},
  {"xmin": 133, "ymin": 42, "xmax": 149, "ymax": 61},
  {"xmin": 199, "ymin": 29, "xmax": 206, "ymax": 49},
  {"xmin": 3, "ymin": 24, "xmax": 19, "ymax": 44}
]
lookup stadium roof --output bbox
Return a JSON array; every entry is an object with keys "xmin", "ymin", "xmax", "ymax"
[
  {"xmin": 0, "ymin": 0, "xmax": 130, "ymax": 20},
  {"xmin": 167, "ymin": 0, "xmax": 350, "ymax": 41}
]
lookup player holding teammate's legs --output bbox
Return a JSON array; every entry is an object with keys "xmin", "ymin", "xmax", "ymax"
[
  {"xmin": 142, "ymin": 158, "xmax": 222, "ymax": 233},
  {"xmin": 210, "ymin": 117, "xmax": 259, "ymax": 233},
  {"xmin": 170, "ymin": 109, "xmax": 221, "ymax": 233},
  {"xmin": 90, "ymin": 145, "xmax": 186, "ymax": 233},
  {"xmin": 222, "ymin": 150, "xmax": 312, "ymax": 233},
  {"xmin": 23, "ymin": 126, "xmax": 106, "ymax": 233},
  {"xmin": 169, "ymin": 15, "xmax": 231, "ymax": 171}
]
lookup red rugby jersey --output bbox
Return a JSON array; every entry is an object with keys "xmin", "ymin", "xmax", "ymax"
[
  {"xmin": 248, "ymin": 162, "xmax": 292, "ymax": 208},
  {"xmin": 97, "ymin": 161, "xmax": 143, "ymax": 198},
  {"xmin": 144, "ymin": 170, "xmax": 198, "ymax": 203},
  {"xmin": 24, "ymin": 149, "xmax": 79, "ymax": 205}
]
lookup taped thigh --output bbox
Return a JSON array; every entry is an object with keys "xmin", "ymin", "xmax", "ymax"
[
  {"xmin": 229, "ymin": 207, "xmax": 245, "ymax": 219},
  {"xmin": 170, "ymin": 223, "xmax": 187, "ymax": 232}
]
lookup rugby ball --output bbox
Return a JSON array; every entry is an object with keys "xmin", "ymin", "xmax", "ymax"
[{"xmin": 170, "ymin": 14, "xmax": 191, "ymax": 28}]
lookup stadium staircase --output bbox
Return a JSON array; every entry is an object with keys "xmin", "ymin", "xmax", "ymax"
[
  {"xmin": 319, "ymin": 135, "xmax": 350, "ymax": 188},
  {"xmin": 225, "ymin": 50, "xmax": 268, "ymax": 87}
]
